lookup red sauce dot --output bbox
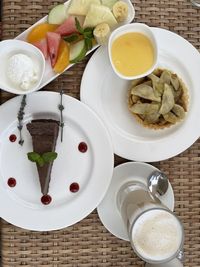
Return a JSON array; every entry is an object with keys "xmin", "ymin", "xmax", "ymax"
[
  {"xmin": 9, "ymin": 134, "xmax": 17, "ymax": 142},
  {"xmin": 41, "ymin": 195, "xmax": 52, "ymax": 205},
  {"xmin": 78, "ymin": 142, "xmax": 88, "ymax": 153},
  {"xmin": 70, "ymin": 183, "xmax": 79, "ymax": 193},
  {"xmin": 7, "ymin": 177, "xmax": 16, "ymax": 187}
]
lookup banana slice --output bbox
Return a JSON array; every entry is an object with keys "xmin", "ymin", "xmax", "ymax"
[
  {"xmin": 93, "ymin": 23, "xmax": 111, "ymax": 45},
  {"xmin": 112, "ymin": 1, "xmax": 128, "ymax": 22}
]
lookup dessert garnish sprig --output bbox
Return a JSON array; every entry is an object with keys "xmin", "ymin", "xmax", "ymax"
[
  {"xmin": 17, "ymin": 95, "xmax": 27, "ymax": 146},
  {"xmin": 58, "ymin": 89, "xmax": 64, "ymax": 142},
  {"xmin": 75, "ymin": 18, "xmax": 94, "ymax": 51},
  {"xmin": 27, "ymin": 152, "xmax": 57, "ymax": 167}
]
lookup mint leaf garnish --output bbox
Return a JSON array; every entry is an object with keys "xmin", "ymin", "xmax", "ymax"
[
  {"xmin": 75, "ymin": 17, "xmax": 84, "ymax": 34},
  {"xmin": 63, "ymin": 33, "xmax": 80, "ymax": 43},
  {"xmin": 83, "ymin": 28, "xmax": 93, "ymax": 38},
  {"xmin": 27, "ymin": 152, "xmax": 57, "ymax": 167},
  {"xmin": 42, "ymin": 152, "xmax": 58, "ymax": 163},
  {"xmin": 84, "ymin": 38, "xmax": 93, "ymax": 51},
  {"xmin": 27, "ymin": 152, "xmax": 45, "ymax": 167},
  {"xmin": 28, "ymin": 152, "xmax": 41, "ymax": 162},
  {"xmin": 37, "ymin": 157, "xmax": 45, "ymax": 167},
  {"xmin": 75, "ymin": 17, "xmax": 94, "ymax": 52}
]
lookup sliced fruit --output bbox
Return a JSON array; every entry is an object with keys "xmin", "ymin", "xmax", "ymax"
[
  {"xmin": 53, "ymin": 40, "xmax": 70, "ymax": 73},
  {"xmin": 27, "ymin": 23, "xmax": 58, "ymax": 43},
  {"xmin": 33, "ymin": 38, "xmax": 48, "ymax": 59},
  {"xmin": 68, "ymin": 0, "xmax": 101, "ymax": 16},
  {"xmin": 69, "ymin": 40, "xmax": 87, "ymax": 63},
  {"xmin": 48, "ymin": 4, "xmax": 68, "ymax": 25},
  {"xmin": 55, "ymin": 16, "xmax": 78, "ymax": 36},
  {"xmin": 101, "ymin": 0, "xmax": 118, "ymax": 9},
  {"xmin": 112, "ymin": 1, "xmax": 128, "ymax": 22},
  {"xmin": 93, "ymin": 23, "xmax": 110, "ymax": 45},
  {"xmin": 47, "ymin": 32, "xmax": 61, "ymax": 67},
  {"xmin": 83, "ymin": 4, "xmax": 118, "ymax": 28}
]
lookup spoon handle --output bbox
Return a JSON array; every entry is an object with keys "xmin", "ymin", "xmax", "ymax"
[{"xmin": 177, "ymin": 250, "xmax": 185, "ymax": 262}]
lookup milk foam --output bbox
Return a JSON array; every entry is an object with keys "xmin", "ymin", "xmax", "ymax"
[{"xmin": 131, "ymin": 209, "xmax": 182, "ymax": 262}]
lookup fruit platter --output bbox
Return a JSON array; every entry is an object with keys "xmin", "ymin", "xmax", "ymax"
[{"xmin": 15, "ymin": 0, "xmax": 135, "ymax": 90}]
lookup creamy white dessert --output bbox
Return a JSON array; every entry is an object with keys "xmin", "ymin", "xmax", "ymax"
[{"xmin": 7, "ymin": 53, "xmax": 38, "ymax": 91}]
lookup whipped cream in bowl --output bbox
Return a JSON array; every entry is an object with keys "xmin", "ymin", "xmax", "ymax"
[{"xmin": 0, "ymin": 40, "xmax": 45, "ymax": 94}]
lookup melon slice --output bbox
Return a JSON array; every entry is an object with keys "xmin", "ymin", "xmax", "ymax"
[
  {"xmin": 46, "ymin": 32, "xmax": 61, "ymax": 67},
  {"xmin": 101, "ymin": 0, "xmax": 118, "ymax": 9},
  {"xmin": 48, "ymin": 4, "xmax": 68, "ymax": 25},
  {"xmin": 69, "ymin": 40, "xmax": 87, "ymax": 63},
  {"xmin": 68, "ymin": 0, "xmax": 101, "ymax": 16},
  {"xmin": 55, "ymin": 16, "xmax": 77, "ymax": 36},
  {"xmin": 33, "ymin": 38, "xmax": 48, "ymax": 60},
  {"xmin": 83, "ymin": 4, "xmax": 118, "ymax": 28}
]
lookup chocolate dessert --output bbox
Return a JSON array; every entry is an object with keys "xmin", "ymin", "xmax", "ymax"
[{"xmin": 27, "ymin": 119, "xmax": 59, "ymax": 195}]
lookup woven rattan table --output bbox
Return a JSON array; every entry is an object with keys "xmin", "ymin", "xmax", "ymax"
[{"xmin": 0, "ymin": 0, "xmax": 200, "ymax": 266}]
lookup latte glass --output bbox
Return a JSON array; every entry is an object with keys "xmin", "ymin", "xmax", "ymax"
[
  {"xmin": 191, "ymin": 0, "xmax": 200, "ymax": 7},
  {"xmin": 117, "ymin": 182, "xmax": 184, "ymax": 264}
]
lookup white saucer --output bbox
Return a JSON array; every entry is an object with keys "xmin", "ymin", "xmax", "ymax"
[{"xmin": 97, "ymin": 162, "xmax": 174, "ymax": 241}]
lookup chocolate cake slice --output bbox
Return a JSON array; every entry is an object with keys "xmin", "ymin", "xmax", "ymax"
[{"xmin": 27, "ymin": 119, "xmax": 59, "ymax": 195}]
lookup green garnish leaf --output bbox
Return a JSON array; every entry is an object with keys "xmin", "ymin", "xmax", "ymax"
[
  {"xmin": 84, "ymin": 38, "xmax": 93, "ymax": 51},
  {"xmin": 27, "ymin": 152, "xmax": 57, "ymax": 167},
  {"xmin": 27, "ymin": 152, "xmax": 41, "ymax": 162},
  {"xmin": 75, "ymin": 17, "xmax": 84, "ymax": 34},
  {"xmin": 42, "ymin": 152, "xmax": 58, "ymax": 163},
  {"xmin": 37, "ymin": 157, "xmax": 45, "ymax": 167},
  {"xmin": 27, "ymin": 152, "xmax": 45, "ymax": 167},
  {"xmin": 83, "ymin": 28, "xmax": 94, "ymax": 39},
  {"xmin": 75, "ymin": 17, "xmax": 94, "ymax": 52},
  {"xmin": 63, "ymin": 33, "xmax": 80, "ymax": 43}
]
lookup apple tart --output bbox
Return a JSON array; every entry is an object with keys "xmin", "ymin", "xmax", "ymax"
[{"xmin": 128, "ymin": 69, "xmax": 189, "ymax": 129}]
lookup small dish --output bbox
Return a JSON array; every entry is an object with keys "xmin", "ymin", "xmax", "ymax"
[
  {"xmin": 108, "ymin": 23, "xmax": 158, "ymax": 80},
  {"xmin": 0, "ymin": 39, "xmax": 45, "ymax": 95}
]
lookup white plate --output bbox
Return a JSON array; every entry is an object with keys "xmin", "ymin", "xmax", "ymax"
[
  {"xmin": 0, "ymin": 92, "xmax": 114, "ymax": 231},
  {"xmin": 80, "ymin": 28, "xmax": 200, "ymax": 162},
  {"xmin": 97, "ymin": 162, "xmax": 174, "ymax": 241},
  {"xmin": 15, "ymin": 0, "xmax": 135, "ymax": 91}
]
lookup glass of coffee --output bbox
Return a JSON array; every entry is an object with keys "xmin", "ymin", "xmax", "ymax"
[
  {"xmin": 191, "ymin": 0, "xmax": 200, "ymax": 7},
  {"xmin": 117, "ymin": 182, "xmax": 184, "ymax": 264}
]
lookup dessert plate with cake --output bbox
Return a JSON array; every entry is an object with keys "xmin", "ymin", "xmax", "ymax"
[
  {"xmin": 81, "ymin": 27, "xmax": 200, "ymax": 161},
  {"xmin": 0, "ymin": 91, "xmax": 114, "ymax": 230}
]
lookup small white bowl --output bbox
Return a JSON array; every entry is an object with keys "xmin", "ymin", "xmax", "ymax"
[
  {"xmin": 0, "ymin": 39, "xmax": 45, "ymax": 95},
  {"xmin": 108, "ymin": 23, "xmax": 158, "ymax": 80}
]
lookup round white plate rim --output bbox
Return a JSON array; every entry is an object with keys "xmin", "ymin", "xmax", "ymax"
[
  {"xmin": 0, "ymin": 91, "xmax": 114, "ymax": 231},
  {"xmin": 80, "ymin": 27, "xmax": 200, "ymax": 162},
  {"xmin": 97, "ymin": 161, "xmax": 174, "ymax": 241}
]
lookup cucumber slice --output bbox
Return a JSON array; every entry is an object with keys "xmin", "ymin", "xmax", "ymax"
[
  {"xmin": 70, "ymin": 40, "xmax": 87, "ymax": 63},
  {"xmin": 48, "ymin": 4, "xmax": 68, "ymax": 25}
]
